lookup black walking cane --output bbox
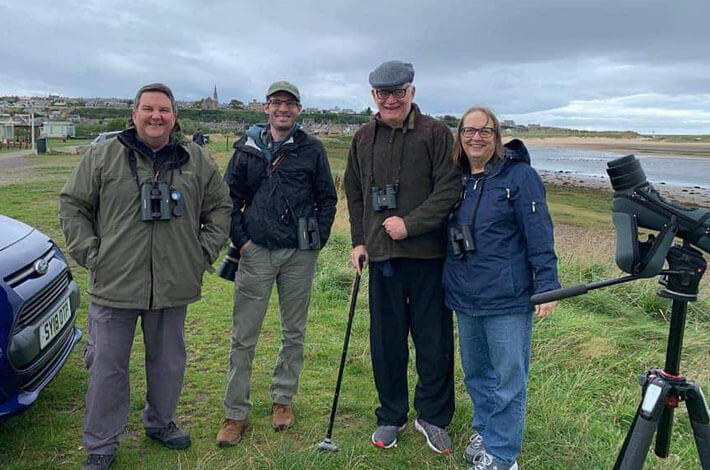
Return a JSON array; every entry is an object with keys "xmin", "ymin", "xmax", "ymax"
[{"xmin": 316, "ymin": 255, "xmax": 366, "ymax": 452}]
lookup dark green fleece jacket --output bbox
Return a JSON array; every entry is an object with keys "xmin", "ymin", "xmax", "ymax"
[{"xmin": 344, "ymin": 104, "xmax": 459, "ymax": 261}]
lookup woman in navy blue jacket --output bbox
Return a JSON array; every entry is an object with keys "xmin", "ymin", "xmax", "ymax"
[{"xmin": 442, "ymin": 107, "xmax": 560, "ymax": 470}]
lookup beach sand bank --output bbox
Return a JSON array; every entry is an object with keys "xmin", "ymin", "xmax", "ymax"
[
  {"xmin": 521, "ymin": 137, "xmax": 710, "ymax": 158},
  {"xmin": 505, "ymin": 136, "xmax": 710, "ymax": 206}
]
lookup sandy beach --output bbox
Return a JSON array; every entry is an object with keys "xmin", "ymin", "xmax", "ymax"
[{"xmin": 521, "ymin": 136, "xmax": 710, "ymax": 158}]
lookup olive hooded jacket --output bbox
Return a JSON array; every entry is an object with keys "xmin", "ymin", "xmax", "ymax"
[{"xmin": 59, "ymin": 129, "xmax": 232, "ymax": 310}]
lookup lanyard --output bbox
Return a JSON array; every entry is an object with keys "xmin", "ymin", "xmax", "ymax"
[{"xmin": 368, "ymin": 119, "xmax": 408, "ymax": 188}]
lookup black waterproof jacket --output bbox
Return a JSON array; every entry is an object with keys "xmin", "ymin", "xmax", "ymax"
[{"xmin": 224, "ymin": 126, "xmax": 337, "ymax": 250}]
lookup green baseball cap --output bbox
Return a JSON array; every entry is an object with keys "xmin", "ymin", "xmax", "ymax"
[{"xmin": 266, "ymin": 80, "xmax": 301, "ymax": 102}]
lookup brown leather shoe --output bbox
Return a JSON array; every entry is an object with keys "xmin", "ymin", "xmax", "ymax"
[
  {"xmin": 216, "ymin": 418, "xmax": 248, "ymax": 447},
  {"xmin": 271, "ymin": 403, "xmax": 294, "ymax": 431}
]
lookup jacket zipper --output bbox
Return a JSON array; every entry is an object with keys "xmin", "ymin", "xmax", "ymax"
[{"xmin": 532, "ymin": 201, "xmax": 537, "ymax": 213}]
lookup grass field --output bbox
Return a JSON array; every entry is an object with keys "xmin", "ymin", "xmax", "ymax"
[{"xmin": 0, "ymin": 135, "xmax": 708, "ymax": 469}]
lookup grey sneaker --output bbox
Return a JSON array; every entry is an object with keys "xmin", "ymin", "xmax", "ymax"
[
  {"xmin": 371, "ymin": 423, "xmax": 406, "ymax": 449},
  {"xmin": 463, "ymin": 431, "xmax": 485, "ymax": 463},
  {"xmin": 145, "ymin": 421, "xmax": 191, "ymax": 449},
  {"xmin": 414, "ymin": 418, "xmax": 452, "ymax": 454},
  {"xmin": 82, "ymin": 453, "xmax": 115, "ymax": 470},
  {"xmin": 470, "ymin": 450, "xmax": 518, "ymax": 470}
]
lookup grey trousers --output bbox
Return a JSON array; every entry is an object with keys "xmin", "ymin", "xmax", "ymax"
[
  {"xmin": 223, "ymin": 243, "xmax": 318, "ymax": 420},
  {"xmin": 83, "ymin": 303, "xmax": 187, "ymax": 455}
]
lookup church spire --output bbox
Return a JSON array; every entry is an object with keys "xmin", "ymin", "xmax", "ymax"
[{"xmin": 213, "ymin": 85, "xmax": 218, "ymax": 103}]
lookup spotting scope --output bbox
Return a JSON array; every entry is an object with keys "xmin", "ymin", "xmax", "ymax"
[{"xmin": 607, "ymin": 155, "xmax": 710, "ymax": 253}]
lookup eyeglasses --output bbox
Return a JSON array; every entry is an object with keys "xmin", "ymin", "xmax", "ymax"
[
  {"xmin": 460, "ymin": 126, "xmax": 496, "ymax": 139},
  {"xmin": 268, "ymin": 98, "xmax": 300, "ymax": 108},
  {"xmin": 374, "ymin": 87, "xmax": 409, "ymax": 100}
]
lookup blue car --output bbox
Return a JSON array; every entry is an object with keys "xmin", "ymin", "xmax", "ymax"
[{"xmin": 0, "ymin": 214, "xmax": 82, "ymax": 421}]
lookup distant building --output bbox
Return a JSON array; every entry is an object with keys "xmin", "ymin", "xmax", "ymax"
[
  {"xmin": 502, "ymin": 120, "xmax": 516, "ymax": 128},
  {"xmin": 327, "ymin": 123, "xmax": 344, "ymax": 135},
  {"xmin": 42, "ymin": 121, "xmax": 76, "ymax": 138},
  {"xmin": 247, "ymin": 99, "xmax": 262, "ymax": 112},
  {"xmin": 528, "ymin": 123, "xmax": 541, "ymax": 130},
  {"xmin": 0, "ymin": 115, "xmax": 41, "ymax": 142},
  {"xmin": 0, "ymin": 122, "xmax": 14, "ymax": 142},
  {"xmin": 201, "ymin": 85, "xmax": 220, "ymax": 110}
]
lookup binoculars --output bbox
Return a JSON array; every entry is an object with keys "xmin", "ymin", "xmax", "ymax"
[
  {"xmin": 449, "ymin": 225, "xmax": 475, "ymax": 258},
  {"xmin": 371, "ymin": 184, "xmax": 398, "ymax": 212},
  {"xmin": 140, "ymin": 181, "xmax": 184, "ymax": 222},
  {"xmin": 298, "ymin": 217, "xmax": 321, "ymax": 250}
]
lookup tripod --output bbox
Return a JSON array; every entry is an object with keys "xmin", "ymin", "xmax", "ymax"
[{"xmin": 613, "ymin": 243, "xmax": 710, "ymax": 470}]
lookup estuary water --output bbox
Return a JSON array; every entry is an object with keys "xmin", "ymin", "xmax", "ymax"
[{"xmin": 526, "ymin": 146, "xmax": 710, "ymax": 190}]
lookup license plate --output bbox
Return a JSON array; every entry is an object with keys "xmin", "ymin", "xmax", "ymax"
[{"xmin": 39, "ymin": 298, "xmax": 72, "ymax": 350}]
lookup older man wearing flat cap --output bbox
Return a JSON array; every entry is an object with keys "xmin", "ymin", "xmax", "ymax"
[{"xmin": 344, "ymin": 60, "xmax": 459, "ymax": 453}]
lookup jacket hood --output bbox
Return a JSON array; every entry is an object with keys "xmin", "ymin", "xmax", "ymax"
[
  {"xmin": 117, "ymin": 127, "xmax": 190, "ymax": 169},
  {"xmin": 238, "ymin": 123, "xmax": 304, "ymax": 153},
  {"xmin": 245, "ymin": 123, "xmax": 267, "ymax": 144},
  {"xmin": 503, "ymin": 138, "xmax": 530, "ymax": 165}
]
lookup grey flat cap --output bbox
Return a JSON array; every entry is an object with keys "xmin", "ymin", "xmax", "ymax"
[
  {"xmin": 368, "ymin": 60, "xmax": 414, "ymax": 89},
  {"xmin": 266, "ymin": 80, "xmax": 300, "ymax": 102}
]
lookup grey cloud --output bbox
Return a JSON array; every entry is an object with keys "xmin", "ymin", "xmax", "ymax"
[{"xmin": 1, "ymin": 0, "xmax": 709, "ymax": 132}]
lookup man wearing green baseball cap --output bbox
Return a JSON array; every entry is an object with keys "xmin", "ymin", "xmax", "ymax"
[{"xmin": 216, "ymin": 80, "xmax": 337, "ymax": 446}]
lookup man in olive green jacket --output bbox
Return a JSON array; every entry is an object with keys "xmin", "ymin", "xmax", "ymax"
[{"xmin": 60, "ymin": 83, "xmax": 231, "ymax": 470}]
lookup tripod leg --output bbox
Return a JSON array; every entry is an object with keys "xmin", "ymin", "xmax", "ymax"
[
  {"xmin": 655, "ymin": 406, "xmax": 675, "ymax": 457},
  {"xmin": 685, "ymin": 382, "xmax": 710, "ymax": 470},
  {"xmin": 614, "ymin": 376, "xmax": 672, "ymax": 470}
]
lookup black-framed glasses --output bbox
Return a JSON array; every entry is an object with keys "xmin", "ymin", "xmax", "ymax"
[
  {"xmin": 268, "ymin": 98, "xmax": 300, "ymax": 108},
  {"xmin": 374, "ymin": 87, "xmax": 409, "ymax": 100},
  {"xmin": 460, "ymin": 126, "xmax": 496, "ymax": 139}
]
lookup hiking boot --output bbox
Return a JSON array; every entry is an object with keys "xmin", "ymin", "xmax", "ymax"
[
  {"xmin": 271, "ymin": 403, "xmax": 294, "ymax": 431},
  {"xmin": 145, "ymin": 421, "xmax": 191, "ymax": 449},
  {"xmin": 371, "ymin": 423, "xmax": 406, "ymax": 449},
  {"xmin": 414, "ymin": 418, "xmax": 452, "ymax": 454},
  {"xmin": 463, "ymin": 431, "xmax": 485, "ymax": 464},
  {"xmin": 82, "ymin": 453, "xmax": 115, "ymax": 470},
  {"xmin": 469, "ymin": 450, "xmax": 518, "ymax": 470},
  {"xmin": 216, "ymin": 418, "xmax": 249, "ymax": 447}
]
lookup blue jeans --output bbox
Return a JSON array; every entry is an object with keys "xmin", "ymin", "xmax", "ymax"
[{"xmin": 456, "ymin": 310, "xmax": 533, "ymax": 466}]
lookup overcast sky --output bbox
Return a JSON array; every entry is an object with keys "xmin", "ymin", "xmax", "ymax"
[{"xmin": 1, "ymin": 0, "xmax": 709, "ymax": 134}]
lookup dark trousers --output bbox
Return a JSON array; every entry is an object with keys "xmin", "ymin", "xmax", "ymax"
[
  {"xmin": 83, "ymin": 303, "xmax": 187, "ymax": 455},
  {"xmin": 369, "ymin": 258, "xmax": 455, "ymax": 428}
]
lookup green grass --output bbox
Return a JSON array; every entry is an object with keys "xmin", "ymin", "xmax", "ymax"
[
  {"xmin": 46, "ymin": 138, "xmax": 92, "ymax": 147},
  {"xmin": 0, "ymin": 141, "xmax": 708, "ymax": 469}
]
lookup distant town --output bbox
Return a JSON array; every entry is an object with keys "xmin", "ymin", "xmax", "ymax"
[{"xmin": 1, "ymin": 86, "xmax": 608, "ymax": 149}]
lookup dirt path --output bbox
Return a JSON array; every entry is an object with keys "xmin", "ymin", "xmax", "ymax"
[
  {"xmin": 0, "ymin": 150, "xmax": 35, "ymax": 185},
  {"xmin": 0, "ymin": 149, "xmax": 33, "ymax": 161}
]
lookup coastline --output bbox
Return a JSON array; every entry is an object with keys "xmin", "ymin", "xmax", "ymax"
[
  {"xmin": 505, "ymin": 136, "xmax": 710, "ymax": 207},
  {"xmin": 520, "ymin": 136, "xmax": 710, "ymax": 158},
  {"xmin": 539, "ymin": 169, "xmax": 710, "ymax": 207}
]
